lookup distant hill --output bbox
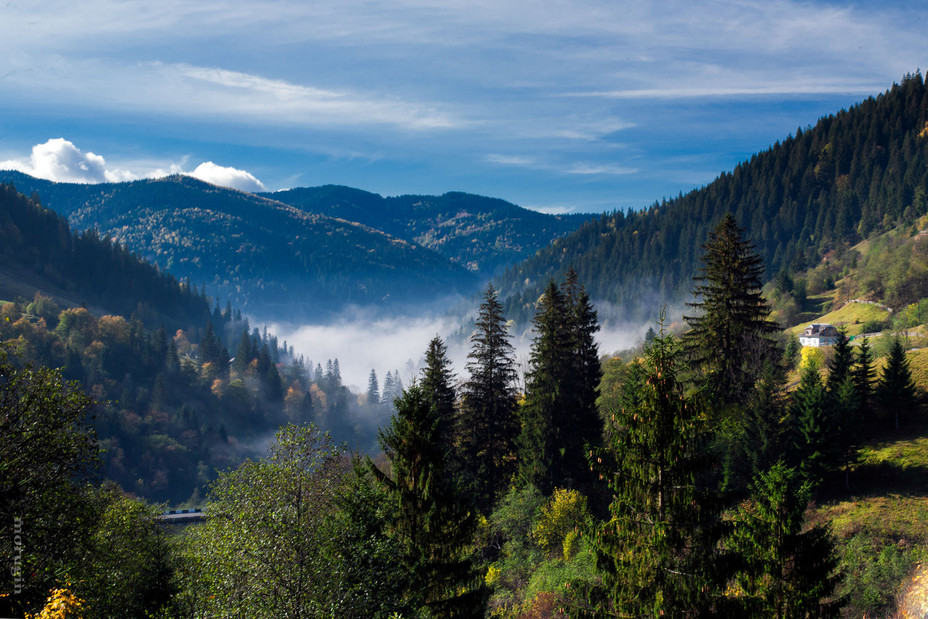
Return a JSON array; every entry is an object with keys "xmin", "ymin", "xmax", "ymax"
[
  {"xmin": 0, "ymin": 172, "xmax": 483, "ymax": 322},
  {"xmin": 497, "ymin": 73, "xmax": 928, "ymax": 326},
  {"xmin": 0, "ymin": 172, "xmax": 592, "ymax": 323},
  {"xmin": 265, "ymin": 186, "xmax": 594, "ymax": 276},
  {"xmin": 0, "ymin": 181, "xmax": 211, "ymax": 331}
]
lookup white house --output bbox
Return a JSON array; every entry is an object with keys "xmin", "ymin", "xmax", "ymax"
[{"xmin": 799, "ymin": 323, "xmax": 840, "ymax": 347}]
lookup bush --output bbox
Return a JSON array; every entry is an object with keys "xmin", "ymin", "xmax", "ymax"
[{"xmin": 840, "ymin": 534, "xmax": 927, "ymax": 617}]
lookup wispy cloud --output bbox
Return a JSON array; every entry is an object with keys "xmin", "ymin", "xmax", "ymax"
[
  {"xmin": 566, "ymin": 163, "xmax": 637, "ymax": 176},
  {"xmin": 486, "ymin": 154, "xmax": 637, "ymax": 177}
]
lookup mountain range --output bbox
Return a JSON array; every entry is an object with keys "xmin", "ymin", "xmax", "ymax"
[{"xmin": 0, "ymin": 171, "xmax": 593, "ymax": 323}]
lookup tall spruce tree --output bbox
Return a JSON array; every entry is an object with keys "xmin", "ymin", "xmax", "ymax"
[
  {"xmin": 825, "ymin": 328, "xmax": 854, "ymax": 394},
  {"xmin": 519, "ymin": 272, "xmax": 603, "ymax": 496},
  {"xmin": 367, "ymin": 369, "xmax": 380, "ymax": 407},
  {"xmin": 575, "ymin": 318, "xmax": 723, "ymax": 616},
  {"xmin": 731, "ymin": 462, "xmax": 844, "ymax": 617},
  {"xmin": 683, "ymin": 214, "xmax": 780, "ymax": 407},
  {"xmin": 826, "ymin": 329, "xmax": 860, "ymax": 486},
  {"xmin": 563, "ymin": 269, "xmax": 604, "ymax": 492},
  {"xmin": 459, "ymin": 284, "xmax": 519, "ymax": 514},
  {"xmin": 792, "ymin": 360, "xmax": 835, "ymax": 489},
  {"xmin": 420, "ymin": 336, "xmax": 457, "ymax": 463},
  {"xmin": 854, "ymin": 336, "xmax": 876, "ymax": 415},
  {"xmin": 519, "ymin": 280, "xmax": 571, "ymax": 494},
  {"xmin": 877, "ymin": 336, "xmax": 918, "ymax": 429},
  {"xmin": 373, "ymin": 384, "xmax": 486, "ymax": 617}
]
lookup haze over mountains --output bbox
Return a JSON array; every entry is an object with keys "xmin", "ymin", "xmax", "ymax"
[{"xmin": 0, "ymin": 170, "xmax": 593, "ymax": 323}]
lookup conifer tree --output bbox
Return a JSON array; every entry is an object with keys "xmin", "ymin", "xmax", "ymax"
[
  {"xmin": 825, "ymin": 328, "xmax": 854, "ymax": 395},
  {"xmin": 731, "ymin": 462, "xmax": 844, "ymax": 617},
  {"xmin": 367, "ymin": 369, "xmax": 380, "ymax": 407},
  {"xmin": 382, "ymin": 371, "xmax": 395, "ymax": 406},
  {"xmin": 854, "ymin": 336, "xmax": 876, "ymax": 415},
  {"xmin": 563, "ymin": 270, "xmax": 604, "ymax": 491},
  {"xmin": 683, "ymin": 214, "xmax": 780, "ymax": 407},
  {"xmin": 519, "ymin": 273, "xmax": 602, "ymax": 495},
  {"xmin": 792, "ymin": 360, "xmax": 835, "ymax": 489},
  {"xmin": 420, "ymin": 337, "xmax": 457, "ymax": 461},
  {"xmin": 576, "ymin": 318, "xmax": 722, "ymax": 616},
  {"xmin": 459, "ymin": 284, "xmax": 519, "ymax": 514},
  {"xmin": 826, "ymin": 329, "xmax": 860, "ymax": 486},
  {"xmin": 519, "ymin": 280, "xmax": 571, "ymax": 494},
  {"xmin": 374, "ymin": 384, "xmax": 486, "ymax": 617},
  {"xmin": 877, "ymin": 336, "xmax": 918, "ymax": 429}
]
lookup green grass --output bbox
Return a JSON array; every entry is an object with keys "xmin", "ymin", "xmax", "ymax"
[{"xmin": 788, "ymin": 301, "xmax": 891, "ymax": 336}]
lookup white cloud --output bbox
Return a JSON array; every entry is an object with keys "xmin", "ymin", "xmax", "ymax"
[
  {"xmin": 189, "ymin": 161, "xmax": 266, "ymax": 192},
  {"xmin": 0, "ymin": 139, "xmax": 266, "ymax": 191},
  {"xmin": 0, "ymin": 138, "xmax": 136, "ymax": 184}
]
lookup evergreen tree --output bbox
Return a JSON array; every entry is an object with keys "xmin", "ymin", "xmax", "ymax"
[
  {"xmin": 382, "ymin": 371, "xmax": 395, "ymax": 406},
  {"xmin": 825, "ymin": 328, "xmax": 854, "ymax": 395},
  {"xmin": 459, "ymin": 284, "xmax": 519, "ymax": 514},
  {"xmin": 731, "ymin": 462, "xmax": 844, "ymax": 617},
  {"xmin": 367, "ymin": 369, "xmax": 380, "ymax": 407},
  {"xmin": 519, "ymin": 273, "xmax": 603, "ymax": 495},
  {"xmin": 683, "ymin": 214, "xmax": 780, "ymax": 407},
  {"xmin": 420, "ymin": 337, "xmax": 457, "ymax": 461},
  {"xmin": 792, "ymin": 360, "xmax": 834, "ymax": 489},
  {"xmin": 563, "ymin": 270, "xmax": 604, "ymax": 493},
  {"xmin": 519, "ymin": 280, "xmax": 571, "ymax": 494},
  {"xmin": 373, "ymin": 385, "xmax": 486, "ymax": 617},
  {"xmin": 826, "ymin": 329, "xmax": 860, "ymax": 486},
  {"xmin": 853, "ymin": 336, "xmax": 876, "ymax": 416},
  {"xmin": 575, "ymin": 318, "xmax": 722, "ymax": 616},
  {"xmin": 877, "ymin": 336, "xmax": 918, "ymax": 429}
]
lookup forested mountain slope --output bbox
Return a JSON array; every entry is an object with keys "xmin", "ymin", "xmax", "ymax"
[
  {"xmin": 0, "ymin": 182, "xmax": 211, "ymax": 331},
  {"xmin": 0, "ymin": 184, "xmax": 388, "ymax": 503},
  {"xmin": 266, "ymin": 186, "xmax": 594, "ymax": 276},
  {"xmin": 0, "ymin": 172, "xmax": 478, "ymax": 322},
  {"xmin": 498, "ymin": 73, "xmax": 928, "ymax": 325}
]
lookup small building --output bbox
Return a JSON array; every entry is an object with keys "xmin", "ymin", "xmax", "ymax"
[{"xmin": 799, "ymin": 323, "xmax": 840, "ymax": 347}]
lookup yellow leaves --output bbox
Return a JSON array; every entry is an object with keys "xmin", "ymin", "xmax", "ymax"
[
  {"xmin": 919, "ymin": 121, "xmax": 928, "ymax": 140},
  {"xmin": 799, "ymin": 346, "xmax": 824, "ymax": 372},
  {"xmin": 26, "ymin": 585, "xmax": 85, "ymax": 619},
  {"xmin": 485, "ymin": 563, "xmax": 501, "ymax": 586},
  {"xmin": 532, "ymin": 488, "xmax": 590, "ymax": 559}
]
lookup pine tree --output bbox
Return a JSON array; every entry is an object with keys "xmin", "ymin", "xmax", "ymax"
[
  {"xmin": 459, "ymin": 284, "xmax": 519, "ymax": 514},
  {"xmin": 731, "ymin": 462, "xmax": 844, "ymax": 617},
  {"xmin": 367, "ymin": 369, "xmax": 380, "ymax": 407},
  {"xmin": 854, "ymin": 336, "xmax": 876, "ymax": 415},
  {"xmin": 877, "ymin": 336, "xmax": 918, "ymax": 429},
  {"xmin": 683, "ymin": 214, "xmax": 780, "ymax": 407},
  {"xmin": 373, "ymin": 385, "xmax": 486, "ymax": 617},
  {"xmin": 519, "ymin": 280, "xmax": 571, "ymax": 494},
  {"xmin": 420, "ymin": 337, "xmax": 457, "ymax": 462},
  {"xmin": 826, "ymin": 329, "xmax": 860, "ymax": 487},
  {"xmin": 563, "ymin": 270, "xmax": 604, "ymax": 493},
  {"xmin": 575, "ymin": 318, "xmax": 723, "ymax": 616},
  {"xmin": 382, "ymin": 371, "xmax": 395, "ymax": 406},
  {"xmin": 825, "ymin": 328, "xmax": 854, "ymax": 394},
  {"xmin": 792, "ymin": 360, "xmax": 834, "ymax": 489},
  {"xmin": 519, "ymin": 273, "xmax": 603, "ymax": 495}
]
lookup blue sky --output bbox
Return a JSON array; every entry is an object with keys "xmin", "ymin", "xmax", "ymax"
[{"xmin": 1, "ymin": 0, "xmax": 926, "ymax": 214}]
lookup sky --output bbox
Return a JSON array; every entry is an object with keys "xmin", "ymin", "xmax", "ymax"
[{"xmin": 1, "ymin": 1, "xmax": 926, "ymax": 214}]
